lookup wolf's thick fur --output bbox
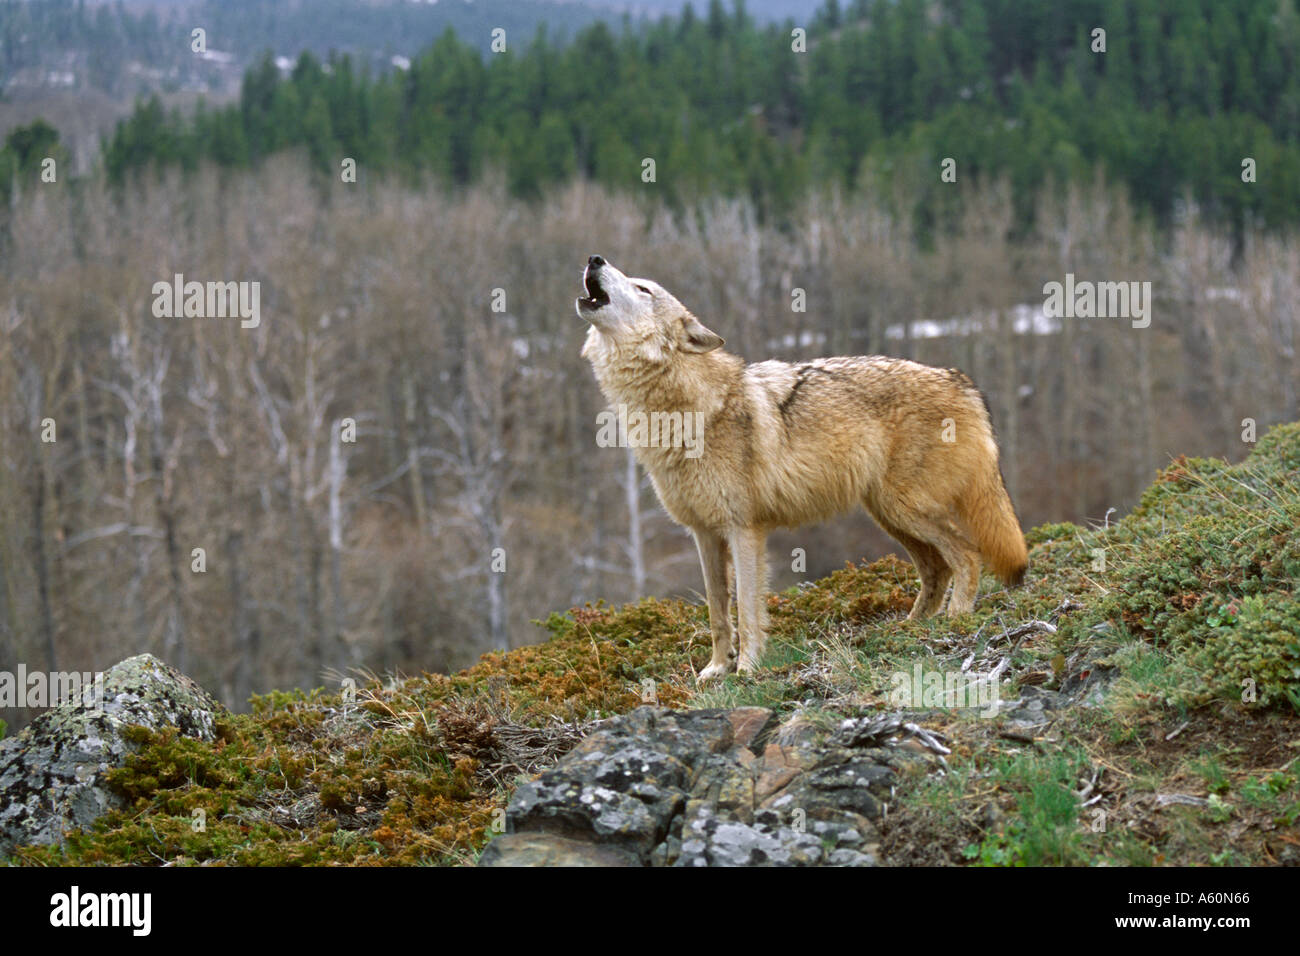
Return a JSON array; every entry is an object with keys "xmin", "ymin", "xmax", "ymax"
[{"xmin": 577, "ymin": 256, "xmax": 1028, "ymax": 681}]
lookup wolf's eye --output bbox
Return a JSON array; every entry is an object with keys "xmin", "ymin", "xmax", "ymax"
[{"xmin": 634, "ymin": 285, "xmax": 653, "ymax": 296}]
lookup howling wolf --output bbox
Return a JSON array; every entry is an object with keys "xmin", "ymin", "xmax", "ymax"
[{"xmin": 578, "ymin": 255, "xmax": 1028, "ymax": 681}]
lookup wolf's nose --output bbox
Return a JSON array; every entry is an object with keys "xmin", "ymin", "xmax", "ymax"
[{"xmin": 588, "ymin": 255, "xmax": 605, "ymax": 268}]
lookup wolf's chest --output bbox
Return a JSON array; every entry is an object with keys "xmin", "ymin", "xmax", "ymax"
[{"xmin": 639, "ymin": 452, "xmax": 743, "ymax": 531}]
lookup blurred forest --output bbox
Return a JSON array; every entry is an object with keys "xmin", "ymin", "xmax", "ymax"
[
  {"xmin": 1, "ymin": 0, "xmax": 1298, "ymax": 720},
  {"xmin": 2, "ymin": 166, "xmax": 1296, "ymax": 710}
]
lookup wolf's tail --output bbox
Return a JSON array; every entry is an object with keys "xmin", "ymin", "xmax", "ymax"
[{"xmin": 960, "ymin": 456, "xmax": 1029, "ymax": 587}]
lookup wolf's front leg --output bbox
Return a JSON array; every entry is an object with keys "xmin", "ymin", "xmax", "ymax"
[
  {"xmin": 693, "ymin": 529, "xmax": 736, "ymax": 682},
  {"xmin": 730, "ymin": 527, "xmax": 768, "ymax": 675}
]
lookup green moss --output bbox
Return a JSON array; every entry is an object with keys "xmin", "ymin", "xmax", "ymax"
[
  {"xmin": 1065, "ymin": 421, "xmax": 1300, "ymax": 708},
  {"xmin": 1251, "ymin": 421, "xmax": 1300, "ymax": 472},
  {"xmin": 775, "ymin": 554, "xmax": 916, "ymax": 624},
  {"xmin": 1024, "ymin": 521, "xmax": 1087, "ymax": 548},
  {"xmin": 1202, "ymin": 594, "xmax": 1300, "ymax": 709}
]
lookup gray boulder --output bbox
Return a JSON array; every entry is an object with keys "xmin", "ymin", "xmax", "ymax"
[
  {"xmin": 0, "ymin": 654, "xmax": 224, "ymax": 856},
  {"xmin": 479, "ymin": 705, "xmax": 930, "ymax": 867}
]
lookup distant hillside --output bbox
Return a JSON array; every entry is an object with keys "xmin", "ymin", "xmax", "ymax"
[
  {"xmin": 0, "ymin": 0, "xmax": 636, "ymax": 171},
  {"xmin": 583, "ymin": 0, "xmax": 823, "ymax": 19},
  {"xmin": 1, "ymin": 0, "xmax": 625, "ymax": 102},
  {"xmin": 94, "ymin": 0, "xmax": 1300, "ymax": 232},
  {"xmin": 191, "ymin": 0, "xmax": 623, "ymax": 64}
]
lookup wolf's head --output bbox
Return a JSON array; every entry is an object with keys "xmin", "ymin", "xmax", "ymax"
[{"xmin": 577, "ymin": 255, "xmax": 724, "ymax": 360}]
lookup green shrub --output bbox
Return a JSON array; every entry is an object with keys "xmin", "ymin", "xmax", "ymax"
[{"xmin": 1203, "ymin": 594, "xmax": 1300, "ymax": 709}]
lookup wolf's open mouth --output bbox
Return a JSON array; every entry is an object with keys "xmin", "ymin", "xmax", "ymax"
[{"xmin": 580, "ymin": 269, "xmax": 610, "ymax": 310}]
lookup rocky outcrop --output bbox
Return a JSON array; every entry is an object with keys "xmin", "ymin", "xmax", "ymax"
[
  {"xmin": 0, "ymin": 654, "xmax": 224, "ymax": 856},
  {"xmin": 0, "ymin": 650, "xmax": 1098, "ymax": 865},
  {"xmin": 478, "ymin": 706, "xmax": 945, "ymax": 866}
]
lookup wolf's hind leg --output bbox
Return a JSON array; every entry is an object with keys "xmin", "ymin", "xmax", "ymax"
[
  {"xmin": 693, "ymin": 529, "xmax": 736, "ymax": 681},
  {"xmin": 867, "ymin": 507, "xmax": 952, "ymax": 619},
  {"xmin": 919, "ymin": 524, "xmax": 980, "ymax": 616},
  {"xmin": 897, "ymin": 535, "xmax": 952, "ymax": 619},
  {"xmin": 898, "ymin": 515, "xmax": 980, "ymax": 618},
  {"xmin": 945, "ymin": 552, "xmax": 981, "ymax": 616}
]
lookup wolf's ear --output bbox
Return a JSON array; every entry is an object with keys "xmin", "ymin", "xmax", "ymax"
[{"xmin": 680, "ymin": 314, "xmax": 724, "ymax": 353}]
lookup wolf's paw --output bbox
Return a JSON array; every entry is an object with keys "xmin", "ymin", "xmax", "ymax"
[
  {"xmin": 735, "ymin": 659, "xmax": 761, "ymax": 678},
  {"xmin": 698, "ymin": 660, "xmax": 735, "ymax": 683}
]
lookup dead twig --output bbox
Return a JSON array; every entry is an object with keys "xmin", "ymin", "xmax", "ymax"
[{"xmin": 986, "ymin": 620, "xmax": 1057, "ymax": 648}]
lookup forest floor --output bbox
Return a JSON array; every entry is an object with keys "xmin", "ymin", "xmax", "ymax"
[{"xmin": 7, "ymin": 424, "xmax": 1299, "ymax": 866}]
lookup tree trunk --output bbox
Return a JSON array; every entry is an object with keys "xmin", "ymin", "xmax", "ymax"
[
  {"xmin": 227, "ymin": 530, "xmax": 260, "ymax": 708},
  {"xmin": 625, "ymin": 446, "xmax": 646, "ymax": 598},
  {"xmin": 328, "ymin": 421, "xmax": 348, "ymax": 667},
  {"xmin": 32, "ymin": 476, "xmax": 56, "ymax": 671}
]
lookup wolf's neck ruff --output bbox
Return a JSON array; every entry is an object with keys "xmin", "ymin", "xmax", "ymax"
[{"xmin": 585, "ymin": 327, "xmax": 737, "ymax": 421}]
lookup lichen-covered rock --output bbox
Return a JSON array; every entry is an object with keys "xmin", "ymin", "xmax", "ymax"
[
  {"xmin": 1000, "ymin": 685, "xmax": 1073, "ymax": 730},
  {"xmin": 0, "ymin": 654, "xmax": 224, "ymax": 856},
  {"xmin": 501, "ymin": 707, "xmax": 733, "ymax": 856},
  {"xmin": 476, "ymin": 832, "xmax": 642, "ymax": 866},
  {"xmin": 674, "ymin": 803, "xmax": 828, "ymax": 866},
  {"xmin": 480, "ymin": 705, "xmax": 943, "ymax": 867}
]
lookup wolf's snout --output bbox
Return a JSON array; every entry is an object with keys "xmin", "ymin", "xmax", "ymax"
[
  {"xmin": 584, "ymin": 269, "xmax": 606, "ymax": 300},
  {"xmin": 578, "ymin": 255, "xmax": 611, "ymax": 313}
]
